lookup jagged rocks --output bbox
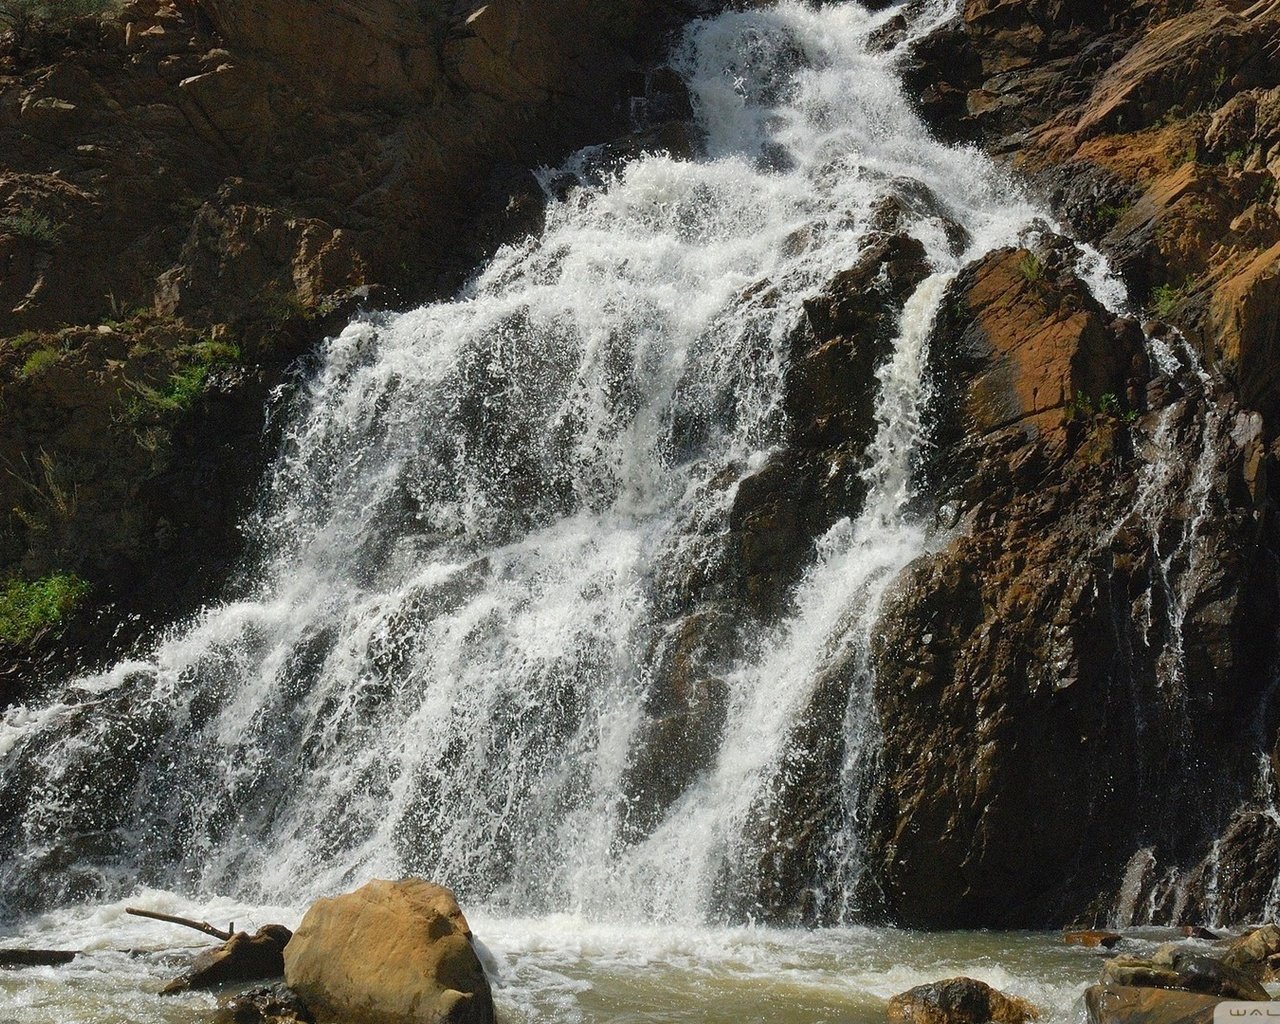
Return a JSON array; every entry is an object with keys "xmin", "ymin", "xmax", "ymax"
[
  {"xmin": 283, "ymin": 879, "xmax": 494, "ymax": 1024},
  {"xmin": 729, "ymin": 233, "xmax": 930, "ymax": 618},
  {"xmin": 161, "ymin": 924, "xmax": 292, "ymax": 994},
  {"xmin": 861, "ymin": 243, "xmax": 1277, "ymax": 927},
  {"xmin": 886, "ymin": 977, "xmax": 1040, "ymax": 1024}
]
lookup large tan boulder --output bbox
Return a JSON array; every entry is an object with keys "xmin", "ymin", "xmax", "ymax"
[{"xmin": 283, "ymin": 879, "xmax": 494, "ymax": 1024}]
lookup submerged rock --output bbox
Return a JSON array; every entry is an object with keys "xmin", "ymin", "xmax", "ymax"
[
  {"xmin": 217, "ymin": 983, "xmax": 315, "ymax": 1024},
  {"xmin": 886, "ymin": 977, "xmax": 1040, "ymax": 1024},
  {"xmin": 283, "ymin": 879, "xmax": 493, "ymax": 1024},
  {"xmin": 161, "ymin": 925, "xmax": 292, "ymax": 994}
]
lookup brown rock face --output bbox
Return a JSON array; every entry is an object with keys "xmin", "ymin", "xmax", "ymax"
[
  {"xmin": 926, "ymin": 241, "xmax": 1146, "ymax": 439},
  {"xmin": 860, "ymin": 241, "xmax": 1277, "ymax": 928},
  {"xmin": 0, "ymin": 0, "xmax": 710, "ymax": 698},
  {"xmin": 283, "ymin": 879, "xmax": 494, "ymax": 1024},
  {"xmin": 886, "ymin": 977, "xmax": 1040, "ymax": 1024},
  {"xmin": 885, "ymin": 0, "xmax": 1280, "ymax": 928}
]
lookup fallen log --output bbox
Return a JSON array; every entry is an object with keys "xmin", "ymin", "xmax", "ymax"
[
  {"xmin": 0, "ymin": 949, "xmax": 78, "ymax": 967},
  {"xmin": 125, "ymin": 907, "xmax": 233, "ymax": 942}
]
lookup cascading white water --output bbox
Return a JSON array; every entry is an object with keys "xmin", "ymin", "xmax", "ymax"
[{"xmin": 0, "ymin": 0, "xmax": 1046, "ymax": 932}]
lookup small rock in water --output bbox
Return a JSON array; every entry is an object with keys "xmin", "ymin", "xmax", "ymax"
[
  {"xmin": 1065, "ymin": 930, "xmax": 1123, "ymax": 949},
  {"xmin": 161, "ymin": 925, "xmax": 292, "ymax": 994},
  {"xmin": 886, "ymin": 977, "xmax": 1040, "ymax": 1024},
  {"xmin": 1180, "ymin": 926, "xmax": 1219, "ymax": 941},
  {"xmin": 1222, "ymin": 924, "xmax": 1280, "ymax": 980},
  {"xmin": 217, "ymin": 983, "xmax": 315, "ymax": 1024}
]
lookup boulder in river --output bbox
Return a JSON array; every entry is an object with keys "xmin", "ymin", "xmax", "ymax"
[
  {"xmin": 283, "ymin": 879, "xmax": 494, "ymax": 1024},
  {"xmin": 217, "ymin": 983, "xmax": 315, "ymax": 1024},
  {"xmin": 161, "ymin": 925, "xmax": 292, "ymax": 994},
  {"xmin": 1065, "ymin": 930, "xmax": 1123, "ymax": 949},
  {"xmin": 886, "ymin": 977, "xmax": 1040, "ymax": 1024},
  {"xmin": 1084, "ymin": 984, "xmax": 1224, "ymax": 1024},
  {"xmin": 1101, "ymin": 950, "xmax": 1269, "ymax": 1001},
  {"xmin": 1222, "ymin": 924, "xmax": 1280, "ymax": 981}
]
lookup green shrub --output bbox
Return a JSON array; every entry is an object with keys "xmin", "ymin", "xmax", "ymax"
[
  {"xmin": 0, "ymin": 572, "xmax": 89, "ymax": 645},
  {"xmin": 0, "ymin": 209, "xmax": 60, "ymax": 244},
  {"xmin": 1096, "ymin": 204, "xmax": 1129, "ymax": 231},
  {"xmin": 1018, "ymin": 252, "xmax": 1046, "ymax": 283},
  {"xmin": 0, "ymin": 0, "xmax": 118, "ymax": 41},
  {"xmin": 1152, "ymin": 283, "xmax": 1185, "ymax": 318},
  {"xmin": 126, "ymin": 337, "xmax": 240, "ymax": 418},
  {"xmin": 19, "ymin": 346, "xmax": 59, "ymax": 376}
]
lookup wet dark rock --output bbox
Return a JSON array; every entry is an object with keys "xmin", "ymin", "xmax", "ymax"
[
  {"xmin": 860, "ymin": 242, "xmax": 1278, "ymax": 928},
  {"xmin": 1179, "ymin": 813, "xmax": 1280, "ymax": 928},
  {"xmin": 0, "ymin": 948, "xmax": 77, "ymax": 967},
  {"xmin": 161, "ymin": 925, "xmax": 292, "ymax": 994},
  {"xmin": 217, "ymin": 984, "xmax": 315, "ymax": 1024},
  {"xmin": 726, "ymin": 233, "xmax": 929, "ymax": 620},
  {"xmin": 1084, "ymin": 984, "xmax": 1223, "ymax": 1024},
  {"xmin": 886, "ymin": 977, "xmax": 1040, "ymax": 1024}
]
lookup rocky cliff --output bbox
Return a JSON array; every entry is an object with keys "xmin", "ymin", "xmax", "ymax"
[
  {"xmin": 858, "ymin": 0, "xmax": 1280, "ymax": 926},
  {"xmin": 0, "ymin": 0, "xmax": 706, "ymax": 698}
]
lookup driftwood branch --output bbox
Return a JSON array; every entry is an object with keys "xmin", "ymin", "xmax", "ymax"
[
  {"xmin": 125, "ymin": 907, "xmax": 233, "ymax": 942},
  {"xmin": 0, "ymin": 949, "xmax": 77, "ymax": 967}
]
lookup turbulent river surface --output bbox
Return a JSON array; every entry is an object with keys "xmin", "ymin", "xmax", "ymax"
[{"xmin": 0, "ymin": 0, "xmax": 1168, "ymax": 1020}]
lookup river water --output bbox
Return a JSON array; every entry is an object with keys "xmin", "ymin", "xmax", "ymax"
[
  {"xmin": 0, "ymin": 889, "xmax": 1132, "ymax": 1023},
  {"xmin": 0, "ymin": 0, "xmax": 1177, "ymax": 1019}
]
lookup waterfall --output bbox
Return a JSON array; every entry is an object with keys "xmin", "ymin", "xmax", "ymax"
[{"xmin": 0, "ymin": 0, "xmax": 1042, "ymax": 925}]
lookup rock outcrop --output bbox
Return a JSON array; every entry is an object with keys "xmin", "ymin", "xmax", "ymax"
[
  {"xmin": 859, "ymin": 235, "xmax": 1276, "ymax": 927},
  {"xmin": 283, "ymin": 879, "xmax": 494, "ymax": 1024},
  {"xmin": 864, "ymin": 0, "xmax": 1280, "ymax": 928}
]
